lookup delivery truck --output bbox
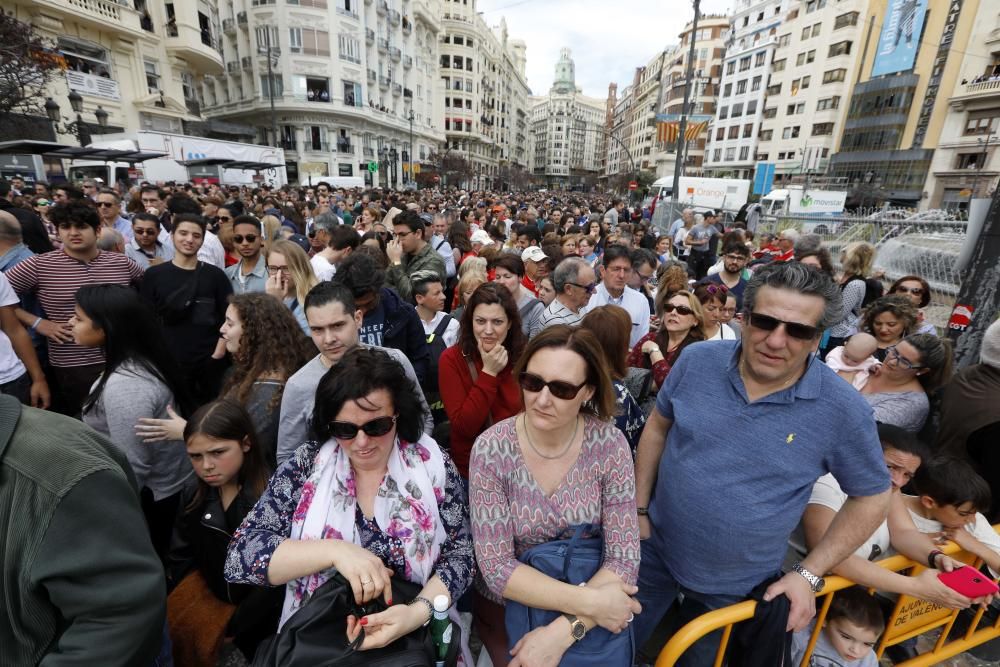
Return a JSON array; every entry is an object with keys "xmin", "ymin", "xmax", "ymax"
[
  {"xmin": 66, "ymin": 131, "xmax": 287, "ymax": 187},
  {"xmin": 649, "ymin": 176, "xmax": 752, "ymax": 228}
]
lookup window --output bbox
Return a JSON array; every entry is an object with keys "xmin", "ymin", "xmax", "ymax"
[
  {"xmin": 739, "ymin": 56, "xmax": 751, "ymax": 71},
  {"xmin": 256, "ymin": 26, "xmax": 279, "ymax": 49},
  {"xmin": 181, "ymin": 72, "xmax": 197, "ymax": 101},
  {"xmin": 732, "ymin": 102, "xmax": 744, "ymax": 117},
  {"xmin": 829, "ymin": 41, "xmax": 852, "ymax": 57},
  {"xmin": 289, "ymin": 27, "xmax": 302, "ymax": 52},
  {"xmin": 772, "ymin": 59, "xmax": 786, "ymax": 73},
  {"xmin": 759, "ymin": 129, "xmax": 774, "ymax": 141},
  {"xmin": 728, "ymin": 125, "xmax": 740, "ymax": 139},
  {"xmin": 302, "ymin": 29, "xmax": 330, "ymax": 56},
  {"xmin": 816, "ymin": 96, "xmax": 841, "ymax": 111},
  {"xmin": 725, "ymin": 147, "xmax": 736, "ymax": 161},
  {"xmin": 801, "ymin": 26, "xmax": 811, "ymax": 40},
  {"xmin": 782, "ymin": 126, "xmax": 801, "ymax": 139},
  {"xmin": 746, "ymin": 100, "xmax": 758, "ymax": 115},
  {"xmin": 767, "ymin": 83, "xmax": 782, "ymax": 95},
  {"xmin": 440, "ymin": 54, "xmax": 450, "ymax": 68},
  {"xmin": 956, "ymin": 153, "xmax": 984, "ymax": 169},
  {"xmin": 338, "ymin": 35, "xmax": 361, "ymax": 63},
  {"xmin": 778, "ymin": 33, "xmax": 791, "ymax": 47},
  {"xmin": 797, "ymin": 50, "xmax": 816, "ymax": 66},
  {"xmin": 743, "ymin": 123, "xmax": 754, "ymax": 138},
  {"xmin": 713, "ymin": 148, "xmax": 722, "ymax": 161},
  {"xmin": 965, "ymin": 115, "xmax": 998, "ymax": 135},
  {"xmin": 716, "ymin": 127, "xmax": 725, "ymax": 140},
  {"xmin": 343, "ymin": 80, "xmax": 361, "ymax": 106},
  {"xmin": 755, "ymin": 52, "xmax": 766, "ymax": 67},
  {"xmin": 834, "ymin": 11, "xmax": 859, "ymax": 29},
  {"xmin": 751, "ymin": 75, "xmax": 762, "ymax": 91},
  {"xmin": 724, "ymin": 83, "xmax": 732, "ymax": 97},
  {"xmin": 823, "ymin": 68, "xmax": 846, "ymax": 84},
  {"xmin": 812, "ymin": 122, "xmax": 834, "ymax": 136},
  {"xmin": 736, "ymin": 79, "xmax": 748, "ymax": 95},
  {"xmin": 335, "ymin": 0, "xmax": 354, "ymax": 12},
  {"xmin": 144, "ymin": 60, "xmax": 160, "ymax": 93},
  {"xmin": 763, "ymin": 107, "xmax": 777, "ymax": 119},
  {"xmin": 260, "ymin": 74, "xmax": 283, "ymax": 97},
  {"xmin": 739, "ymin": 146, "xmax": 750, "ymax": 160},
  {"xmin": 726, "ymin": 60, "xmax": 736, "ymax": 75},
  {"xmin": 757, "ymin": 153, "xmax": 769, "ymax": 161},
  {"xmin": 719, "ymin": 106, "xmax": 728, "ymax": 119},
  {"xmin": 812, "ymin": 24, "xmax": 821, "ymax": 37}
]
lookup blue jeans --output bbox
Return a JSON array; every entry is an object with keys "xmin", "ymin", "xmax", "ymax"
[{"xmin": 634, "ymin": 539, "xmax": 743, "ymax": 666}]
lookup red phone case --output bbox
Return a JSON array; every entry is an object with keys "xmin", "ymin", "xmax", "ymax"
[{"xmin": 937, "ymin": 566, "xmax": 999, "ymax": 598}]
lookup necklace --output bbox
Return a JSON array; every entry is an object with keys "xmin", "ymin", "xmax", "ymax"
[{"xmin": 522, "ymin": 414, "xmax": 579, "ymax": 460}]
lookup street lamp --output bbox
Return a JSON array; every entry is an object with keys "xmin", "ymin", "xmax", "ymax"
[
  {"xmin": 406, "ymin": 108, "xmax": 415, "ymax": 186},
  {"xmin": 389, "ymin": 148, "xmax": 399, "ymax": 188},
  {"xmin": 44, "ymin": 95, "xmax": 109, "ymax": 147}
]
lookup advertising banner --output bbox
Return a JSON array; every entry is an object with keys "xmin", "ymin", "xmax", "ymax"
[{"xmin": 872, "ymin": 0, "xmax": 929, "ymax": 77}]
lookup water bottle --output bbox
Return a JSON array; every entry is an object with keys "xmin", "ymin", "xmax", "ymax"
[{"xmin": 429, "ymin": 594, "xmax": 452, "ymax": 666}]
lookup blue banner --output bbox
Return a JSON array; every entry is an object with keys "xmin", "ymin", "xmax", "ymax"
[
  {"xmin": 753, "ymin": 162, "xmax": 775, "ymax": 195},
  {"xmin": 872, "ymin": 0, "xmax": 928, "ymax": 77}
]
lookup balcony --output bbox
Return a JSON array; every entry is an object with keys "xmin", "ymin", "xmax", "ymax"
[
  {"xmin": 389, "ymin": 9, "xmax": 401, "ymax": 26},
  {"xmin": 241, "ymin": 56, "xmax": 253, "ymax": 70},
  {"xmin": 377, "ymin": 38, "xmax": 389, "ymax": 53},
  {"xmin": 392, "ymin": 83, "xmax": 402, "ymax": 96},
  {"xmin": 367, "ymin": 69, "xmax": 377, "ymax": 82},
  {"xmin": 377, "ymin": 0, "xmax": 388, "ymax": 15},
  {"xmin": 366, "ymin": 28, "xmax": 375, "ymax": 43},
  {"xmin": 389, "ymin": 47, "xmax": 401, "ymax": 62},
  {"xmin": 65, "ymin": 71, "xmax": 121, "ymax": 101},
  {"xmin": 950, "ymin": 78, "xmax": 1000, "ymax": 110},
  {"xmin": 337, "ymin": 141, "xmax": 354, "ymax": 154},
  {"xmin": 185, "ymin": 99, "xmax": 202, "ymax": 116},
  {"xmin": 403, "ymin": 87, "xmax": 412, "ymax": 98},
  {"xmin": 37, "ymin": 0, "xmax": 144, "ymax": 36},
  {"xmin": 222, "ymin": 18, "xmax": 236, "ymax": 33},
  {"xmin": 363, "ymin": 146, "xmax": 375, "ymax": 157},
  {"xmin": 237, "ymin": 11, "xmax": 248, "ymax": 26},
  {"xmin": 165, "ymin": 23, "xmax": 225, "ymax": 74},
  {"xmin": 226, "ymin": 61, "xmax": 239, "ymax": 74},
  {"xmin": 412, "ymin": 0, "xmax": 435, "ymax": 26},
  {"xmin": 403, "ymin": 55, "xmax": 413, "ymax": 69},
  {"xmin": 379, "ymin": 75, "xmax": 390, "ymax": 89},
  {"xmin": 402, "ymin": 17, "xmax": 412, "ymax": 34},
  {"xmin": 279, "ymin": 139, "xmax": 297, "ymax": 150},
  {"xmin": 303, "ymin": 142, "xmax": 330, "ymax": 152}
]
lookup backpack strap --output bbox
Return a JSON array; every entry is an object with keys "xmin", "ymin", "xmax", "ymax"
[
  {"xmin": 427, "ymin": 314, "xmax": 452, "ymax": 343},
  {"xmin": 518, "ymin": 298, "xmax": 540, "ymax": 319},
  {"xmin": 435, "ymin": 237, "xmax": 448, "ymax": 252}
]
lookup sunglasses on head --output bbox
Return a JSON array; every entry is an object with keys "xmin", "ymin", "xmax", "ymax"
[
  {"xmin": 518, "ymin": 372, "xmax": 587, "ymax": 400},
  {"xmin": 233, "ymin": 234, "xmax": 258, "ymax": 243},
  {"xmin": 747, "ymin": 312, "xmax": 820, "ymax": 340},
  {"xmin": 329, "ymin": 415, "xmax": 397, "ymax": 440},
  {"xmin": 663, "ymin": 303, "xmax": 695, "ymax": 316}
]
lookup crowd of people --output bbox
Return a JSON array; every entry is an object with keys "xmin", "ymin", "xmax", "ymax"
[{"xmin": 1, "ymin": 175, "xmax": 999, "ymax": 667}]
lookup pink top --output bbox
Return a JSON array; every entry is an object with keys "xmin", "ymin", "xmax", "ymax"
[{"xmin": 469, "ymin": 415, "xmax": 640, "ymax": 603}]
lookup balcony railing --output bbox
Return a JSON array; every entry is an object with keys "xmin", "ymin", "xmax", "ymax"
[
  {"xmin": 367, "ymin": 69, "xmax": 377, "ymax": 81},
  {"xmin": 222, "ymin": 18, "xmax": 235, "ymax": 32},
  {"xmin": 392, "ymin": 83, "xmax": 402, "ymax": 96},
  {"xmin": 279, "ymin": 139, "xmax": 297, "ymax": 150},
  {"xmin": 241, "ymin": 56, "xmax": 253, "ymax": 70},
  {"xmin": 388, "ymin": 9, "xmax": 401, "ymax": 25},
  {"xmin": 337, "ymin": 142, "xmax": 354, "ymax": 153},
  {"xmin": 363, "ymin": 146, "xmax": 375, "ymax": 157},
  {"xmin": 237, "ymin": 11, "xmax": 248, "ymax": 25},
  {"xmin": 964, "ymin": 78, "xmax": 1000, "ymax": 95},
  {"xmin": 65, "ymin": 71, "xmax": 121, "ymax": 101},
  {"xmin": 403, "ymin": 55, "xmax": 413, "ymax": 69},
  {"xmin": 304, "ymin": 142, "xmax": 330, "ymax": 152},
  {"xmin": 389, "ymin": 47, "xmax": 401, "ymax": 61},
  {"xmin": 365, "ymin": 28, "xmax": 375, "ymax": 43},
  {"xmin": 379, "ymin": 75, "xmax": 391, "ymax": 88},
  {"xmin": 403, "ymin": 87, "xmax": 412, "ymax": 98},
  {"xmin": 377, "ymin": 0, "xmax": 388, "ymax": 15},
  {"xmin": 377, "ymin": 38, "xmax": 389, "ymax": 52},
  {"xmin": 226, "ymin": 61, "xmax": 239, "ymax": 74}
]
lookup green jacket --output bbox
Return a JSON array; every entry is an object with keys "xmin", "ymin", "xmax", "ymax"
[
  {"xmin": 386, "ymin": 241, "xmax": 447, "ymax": 303},
  {"xmin": 0, "ymin": 396, "xmax": 166, "ymax": 666}
]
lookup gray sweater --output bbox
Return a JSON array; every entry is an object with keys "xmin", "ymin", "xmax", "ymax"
[
  {"xmin": 276, "ymin": 344, "xmax": 434, "ymax": 465},
  {"xmin": 82, "ymin": 361, "xmax": 194, "ymax": 500}
]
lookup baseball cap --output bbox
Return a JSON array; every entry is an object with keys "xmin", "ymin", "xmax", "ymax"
[
  {"xmin": 521, "ymin": 246, "xmax": 548, "ymax": 263},
  {"xmin": 470, "ymin": 229, "xmax": 492, "ymax": 246}
]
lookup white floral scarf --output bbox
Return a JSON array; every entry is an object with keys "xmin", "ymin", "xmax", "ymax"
[{"xmin": 280, "ymin": 433, "xmax": 448, "ymax": 627}]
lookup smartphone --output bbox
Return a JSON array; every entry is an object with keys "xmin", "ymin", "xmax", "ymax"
[{"xmin": 938, "ymin": 566, "xmax": 999, "ymax": 598}]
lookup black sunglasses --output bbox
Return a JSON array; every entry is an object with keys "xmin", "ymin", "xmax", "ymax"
[
  {"xmin": 233, "ymin": 234, "xmax": 258, "ymax": 243},
  {"xmin": 747, "ymin": 312, "xmax": 820, "ymax": 340},
  {"xmin": 329, "ymin": 415, "xmax": 397, "ymax": 440},
  {"xmin": 518, "ymin": 372, "xmax": 587, "ymax": 400},
  {"xmin": 663, "ymin": 303, "xmax": 695, "ymax": 316},
  {"xmin": 217, "ymin": 215, "xmax": 232, "ymax": 222}
]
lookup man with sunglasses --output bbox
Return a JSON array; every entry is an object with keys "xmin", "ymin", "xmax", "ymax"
[
  {"xmin": 536, "ymin": 257, "xmax": 596, "ymax": 334},
  {"xmin": 632, "ymin": 262, "xmax": 891, "ymax": 664},
  {"xmin": 276, "ymin": 282, "xmax": 432, "ymax": 465},
  {"xmin": 224, "ymin": 215, "xmax": 267, "ymax": 294},
  {"xmin": 94, "ymin": 190, "xmax": 133, "ymax": 242},
  {"xmin": 125, "ymin": 213, "xmax": 173, "ymax": 269}
]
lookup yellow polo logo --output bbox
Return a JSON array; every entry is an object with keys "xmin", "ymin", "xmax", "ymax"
[{"xmin": 786, "ymin": 433, "xmax": 796, "ymax": 444}]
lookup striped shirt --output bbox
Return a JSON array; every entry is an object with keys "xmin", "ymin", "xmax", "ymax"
[{"xmin": 4, "ymin": 250, "xmax": 143, "ymax": 368}]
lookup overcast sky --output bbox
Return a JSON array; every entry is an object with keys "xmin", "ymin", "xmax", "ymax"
[{"xmin": 477, "ymin": 0, "xmax": 734, "ymax": 99}]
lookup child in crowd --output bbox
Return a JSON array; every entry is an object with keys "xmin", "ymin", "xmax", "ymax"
[
  {"xmin": 791, "ymin": 587, "xmax": 884, "ymax": 666},
  {"xmin": 825, "ymin": 332, "xmax": 880, "ymax": 389},
  {"xmin": 904, "ymin": 455, "xmax": 1000, "ymax": 576}
]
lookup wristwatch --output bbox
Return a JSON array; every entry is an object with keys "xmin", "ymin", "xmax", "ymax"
[
  {"xmin": 792, "ymin": 562, "xmax": 825, "ymax": 593},
  {"xmin": 563, "ymin": 614, "xmax": 586, "ymax": 642}
]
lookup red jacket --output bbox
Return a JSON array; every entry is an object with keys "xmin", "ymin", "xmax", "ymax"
[{"xmin": 438, "ymin": 345, "xmax": 523, "ymax": 477}]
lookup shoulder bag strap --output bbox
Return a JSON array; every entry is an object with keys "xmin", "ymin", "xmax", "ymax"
[
  {"xmin": 432, "ymin": 314, "xmax": 453, "ymax": 338},
  {"xmin": 562, "ymin": 523, "xmax": 602, "ymax": 581}
]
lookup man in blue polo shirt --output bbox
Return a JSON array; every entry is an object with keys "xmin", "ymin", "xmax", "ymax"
[{"xmin": 633, "ymin": 262, "xmax": 891, "ymax": 664}]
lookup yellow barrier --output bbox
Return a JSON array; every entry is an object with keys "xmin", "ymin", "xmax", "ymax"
[{"xmin": 655, "ymin": 538, "xmax": 1000, "ymax": 667}]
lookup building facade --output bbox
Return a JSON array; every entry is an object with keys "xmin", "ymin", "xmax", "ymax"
[
  {"xmin": 755, "ymin": 0, "xmax": 871, "ymax": 185},
  {"xmin": 830, "ymin": 0, "xmax": 985, "ymax": 207},
  {"xmin": 7, "ymin": 0, "xmax": 226, "ymax": 143},
  {"xmin": 923, "ymin": 0, "xmax": 1000, "ymax": 209},
  {"xmin": 704, "ymin": 0, "xmax": 789, "ymax": 178},
  {"xmin": 528, "ymin": 49, "xmax": 606, "ymax": 188},
  {"xmin": 197, "ymin": 0, "xmax": 444, "ymax": 186},
  {"xmin": 437, "ymin": 6, "xmax": 530, "ymax": 191}
]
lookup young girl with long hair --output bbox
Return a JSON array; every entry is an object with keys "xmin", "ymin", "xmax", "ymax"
[{"xmin": 265, "ymin": 238, "xmax": 319, "ymax": 334}]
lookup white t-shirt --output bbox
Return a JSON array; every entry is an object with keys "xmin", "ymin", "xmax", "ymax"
[
  {"xmin": 0, "ymin": 272, "xmax": 27, "ymax": 384},
  {"xmin": 906, "ymin": 500, "xmax": 1000, "ymax": 577},
  {"xmin": 421, "ymin": 311, "xmax": 460, "ymax": 349},
  {"xmin": 706, "ymin": 323, "xmax": 737, "ymax": 341},
  {"xmin": 310, "ymin": 254, "xmax": 336, "ymax": 281},
  {"xmin": 789, "ymin": 473, "xmax": 892, "ymax": 563}
]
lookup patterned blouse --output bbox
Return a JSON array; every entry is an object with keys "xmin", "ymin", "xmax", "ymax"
[
  {"xmin": 469, "ymin": 416, "xmax": 640, "ymax": 604},
  {"xmin": 224, "ymin": 439, "xmax": 475, "ymax": 603}
]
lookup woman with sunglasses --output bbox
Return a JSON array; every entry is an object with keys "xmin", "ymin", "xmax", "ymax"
[
  {"xmin": 694, "ymin": 282, "xmax": 737, "ymax": 341},
  {"xmin": 30, "ymin": 197, "xmax": 60, "ymax": 251},
  {"xmin": 469, "ymin": 325, "xmax": 641, "ymax": 667},
  {"xmin": 439, "ymin": 283, "xmax": 525, "ymax": 479},
  {"xmin": 627, "ymin": 290, "xmax": 705, "ymax": 391},
  {"xmin": 225, "ymin": 347, "xmax": 474, "ymax": 659},
  {"xmin": 888, "ymin": 275, "xmax": 936, "ymax": 335},
  {"xmin": 859, "ymin": 334, "xmax": 953, "ymax": 432},
  {"xmin": 859, "ymin": 295, "xmax": 918, "ymax": 362},
  {"xmin": 215, "ymin": 202, "xmax": 243, "ymax": 267},
  {"xmin": 264, "ymin": 239, "xmax": 318, "ymax": 335}
]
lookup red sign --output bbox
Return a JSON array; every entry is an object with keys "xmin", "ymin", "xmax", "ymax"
[
  {"xmin": 948, "ymin": 304, "xmax": 974, "ymax": 332},
  {"xmin": 628, "ymin": 181, "xmax": 638, "ymax": 190}
]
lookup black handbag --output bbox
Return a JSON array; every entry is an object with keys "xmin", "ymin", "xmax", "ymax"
[{"xmin": 251, "ymin": 572, "xmax": 461, "ymax": 667}]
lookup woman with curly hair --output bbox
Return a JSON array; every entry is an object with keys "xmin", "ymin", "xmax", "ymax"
[
  {"xmin": 859, "ymin": 295, "xmax": 918, "ymax": 363},
  {"xmin": 139, "ymin": 293, "xmax": 314, "ymax": 468}
]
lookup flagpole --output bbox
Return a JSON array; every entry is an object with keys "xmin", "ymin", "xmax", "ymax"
[{"xmin": 671, "ymin": 0, "xmax": 701, "ymax": 214}]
